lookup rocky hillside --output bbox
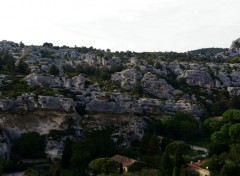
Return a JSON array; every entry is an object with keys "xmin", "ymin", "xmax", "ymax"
[{"xmin": 0, "ymin": 38, "xmax": 240, "ymax": 160}]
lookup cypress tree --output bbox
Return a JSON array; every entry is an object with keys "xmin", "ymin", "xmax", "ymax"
[
  {"xmin": 161, "ymin": 150, "xmax": 173, "ymax": 176},
  {"xmin": 174, "ymin": 146, "xmax": 185, "ymax": 168}
]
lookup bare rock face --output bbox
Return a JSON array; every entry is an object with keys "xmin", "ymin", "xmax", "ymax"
[
  {"xmin": 216, "ymin": 72, "xmax": 232, "ymax": 87},
  {"xmin": 38, "ymin": 96, "xmax": 76, "ymax": 112},
  {"xmin": 0, "ymin": 110, "xmax": 73, "ymax": 135},
  {"xmin": 85, "ymin": 92, "xmax": 204, "ymax": 117},
  {"xmin": 86, "ymin": 93, "xmax": 134, "ymax": 114},
  {"xmin": 230, "ymin": 71, "xmax": 240, "ymax": 86},
  {"xmin": 111, "ymin": 69, "xmax": 142, "ymax": 90},
  {"xmin": 167, "ymin": 62, "xmax": 185, "ymax": 75},
  {"xmin": 227, "ymin": 87, "xmax": 240, "ymax": 96},
  {"xmin": 141, "ymin": 72, "xmax": 174, "ymax": 99},
  {"xmin": 179, "ymin": 70, "xmax": 214, "ymax": 88},
  {"xmin": 0, "ymin": 133, "xmax": 8, "ymax": 159},
  {"xmin": 45, "ymin": 138, "xmax": 65, "ymax": 160},
  {"xmin": 71, "ymin": 75, "xmax": 86, "ymax": 89},
  {"xmin": 0, "ymin": 128, "xmax": 21, "ymax": 159},
  {"xmin": 25, "ymin": 74, "xmax": 62, "ymax": 87},
  {"xmin": 0, "ymin": 95, "xmax": 76, "ymax": 112},
  {"xmin": 0, "ymin": 99, "xmax": 16, "ymax": 111},
  {"xmin": 0, "ymin": 95, "xmax": 78, "ymax": 160},
  {"xmin": 25, "ymin": 74, "xmax": 88, "ymax": 89}
]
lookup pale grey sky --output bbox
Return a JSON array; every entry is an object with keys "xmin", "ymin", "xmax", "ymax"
[{"xmin": 0, "ymin": 0, "xmax": 239, "ymax": 52}]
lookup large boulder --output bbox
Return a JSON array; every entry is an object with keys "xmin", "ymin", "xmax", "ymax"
[
  {"xmin": 179, "ymin": 70, "xmax": 214, "ymax": 88},
  {"xmin": 216, "ymin": 72, "xmax": 232, "ymax": 87},
  {"xmin": 0, "ymin": 99, "xmax": 16, "ymax": 111},
  {"xmin": 38, "ymin": 96, "xmax": 76, "ymax": 112},
  {"xmin": 86, "ymin": 93, "xmax": 134, "ymax": 113},
  {"xmin": 230, "ymin": 71, "xmax": 240, "ymax": 86},
  {"xmin": 72, "ymin": 75, "xmax": 86, "ymax": 89},
  {"xmin": 141, "ymin": 73, "xmax": 174, "ymax": 99},
  {"xmin": 227, "ymin": 87, "xmax": 240, "ymax": 96},
  {"xmin": 111, "ymin": 69, "xmax": 142, "ymax": 90},
  {"xmin": 25, "ymin": 74, "xmax": 62, "ymax": 87}
]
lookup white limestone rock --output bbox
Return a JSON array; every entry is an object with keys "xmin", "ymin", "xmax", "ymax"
[
  {"xmin": 111, "ymin": 69, "xmax": 142, "ymax": 90},
  {"xmin": 141, "ymin": 72, "xmax": 174, "ymax": 99},
  {"xmin": 227, "ymin": 87, "xmax": 240, "ymax": 96},
  {"xmin": 179, "ymin": 70, "xmax": 214, "ymax": 88},
  {"xmin": 38, "ymin": 96, "xmax": 76, "ymax": 112}
]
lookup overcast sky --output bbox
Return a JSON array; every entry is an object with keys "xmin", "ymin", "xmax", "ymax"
[{"xmin": 0, "ymin": 0, "xmax": 239, "ymax": 52}]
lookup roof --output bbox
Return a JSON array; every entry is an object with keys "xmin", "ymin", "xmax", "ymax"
[{"xmin": 111, "ymin": 155, "xmax": 136, "ymax": 167}]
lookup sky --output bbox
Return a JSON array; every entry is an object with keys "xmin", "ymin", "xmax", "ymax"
[{"xmin": 0, "ymin": 0, "xmax": 240, "ymax": 52}]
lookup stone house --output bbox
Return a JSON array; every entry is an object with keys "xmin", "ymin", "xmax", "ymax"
[{"xmin": 111, "ymin": 155, "xmax": 137, "ymax": 172}]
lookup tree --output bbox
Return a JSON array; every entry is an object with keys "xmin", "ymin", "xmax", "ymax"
[
  {"xmin": 43, "ymin": 42, "xmax": 53, "ymax": 48},
  {"xmin": 5, "ymin": 53, "xmax": 16, "ymax": 71},
  {"xmin": 184, "ymin": 168, "xmax": 199, "ymax": 176},
  {"xmin": 128, "ymin": 162, "xmax": 146, "ymax": 172},
  {"xmin": 162, "ymin": 116, "xmax": 179, "ymax": 139},
  {"xmin": 16, "ymin": 59, "xmax": 29, "ymax": 74},
  {"xmin": 0, "ymin": 159, "xmax": 3, "ymax": 176},
  {"xmin": 63, "ymin": 64, "xmax": 76, "ymax": 75},
  {"xmin": 71, "ymin": 140, "xmax": 92, "ymax": 173},
  {"xmin": 172, "ymin": 167, "xmax": 179, "ymax": 176},
  {"xmin": 89, "ymin": 158, "xmax": 118, "ymax": 174},
  {"xmin": 173, "ymin": 146, "xmax": 185, "ymax": 168},
  {"xmin": 19, "ymin": 41, "xmax": 25, "ymax": 48},
  {"xmin": 147, "ymin": 135, "xmax": 159, "ymax": 155},
  {"xmin": 140, "ymin": 133, "xmax": 152, "ymax": 154},
  {"xmin": 203, "ymin": 118, "xmax": 224, "ymax": 136},
  {"xmin": 179, "ymin": 167, "xmax": 186, "ymax": 176},
  {"xmin": 223, "ymin": 109, "xmax": 240, "ymax": 123},
  {"xmin": 161, "ymin": 150, "xmax": 173, "ymax": 176},
  {"xmin": 220, "ymin": 163, "xmax": 240, "ymax": 176},
  {"xmin": 179, "ymin": 121, "xmax": 198, "ymax": 140},
  {"xmin": 71, "ymin": 150, "xmax": 91, "ymax": 174},
  {"xmin": 46, "ymin": 164, "xmax": 61, "ymax": 176},
  {"xmin": 24, "ymin": 168, "xmax": 39, "ymax": 176},
  {"xmin": 140, "ymin": 169, "xmax": 159, "ymax": 176},
  {"xmin": 14, "ymin": 132, "xmax": 45, "ymax": 158},
  {"xmin": 49, "ymin": 64, "xmax": 59, "ymax": 76},
  {"xmin": 229, "ymin": 123, "xmax": 240, "ymax": 141},
  {"xmin": 61, "ymin": 138, "xmax": 73, "ymax": 168},
  {"xmin": 229, "ymin": 96, "xmax": 240, "ymax": 109}
]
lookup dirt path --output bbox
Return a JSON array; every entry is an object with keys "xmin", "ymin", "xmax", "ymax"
[
  {"xmin": 191, "ymin": 145, "xmax": 208, "ymax": 157},
  {"xmin": 4, "ymin": 172, "xmax": 25, "ymax": 176}
]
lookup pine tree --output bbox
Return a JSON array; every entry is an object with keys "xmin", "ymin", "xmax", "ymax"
[
  {"xmin": 161, "ymin": 150, "xmax": 173, "ymax": 176},
  {"xmin": 174, "ymin": 146, "xmax": 185, "ymax": 168},
  {"xmin": 147, "ymin": 135, "xmax": 159, "ymax": 155},
  {"xmin": 49, "ymin": 64, "xmax": 59, "ymax": 76},
  {"xmin": 179, "ymin": 167, "xmax": 186, "ymax": 176},
  {"xmin": 172, "ymin": 167, "xmax": 179, "ymax": 176},
  {"xmin": 16, "ymin": 59, "xmax": 29, "ymax": 74},
  {"xmin": 61, "ymin": 138, "xmax": 73, "ymax": 168}
]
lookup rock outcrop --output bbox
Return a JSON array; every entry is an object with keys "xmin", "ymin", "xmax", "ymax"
[
  {"xmin": 178, "ymin": 70, "xmax": 214, "ymax": 88},
  {"xmin": 1, "ymin": 38, "xmax": 240, "ymax": 159},
  {"xmin": 111, "ymin": 69, "xmax": 142, "ymax": 90},
  {"xmin": 141, "ymin": 72, "xmax": 174, "ymax": 99}
]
